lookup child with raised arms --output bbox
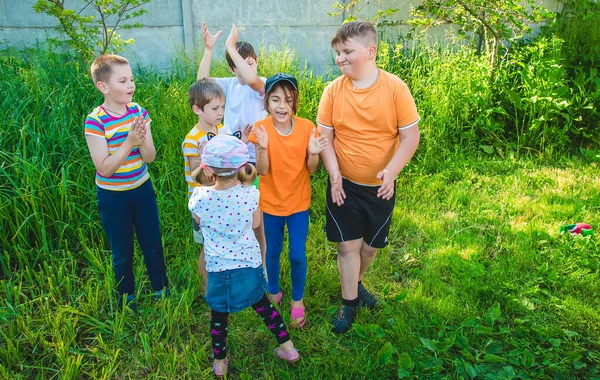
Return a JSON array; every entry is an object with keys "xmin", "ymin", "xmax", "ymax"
[
  {"xmin": 248, "ymin": 73, "xmax": 328, "ymax": 328},
  {"xmin": 188, "ymin": 134, "xmax": 300, "ymax": 377}
]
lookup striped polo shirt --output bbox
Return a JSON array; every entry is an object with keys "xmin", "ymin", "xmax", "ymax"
[
  {"xmin": 85, "ymin": 103, "xmax": 151, "ymax": 191},
  {"xmin": 182, "ymin": 124, "xmax": 223, "ymax": 196}
]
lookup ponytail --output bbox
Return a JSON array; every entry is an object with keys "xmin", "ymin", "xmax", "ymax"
[
  {"xmin": 237, "ymin": 163, "xmax": 257, "ymax": 186},
  {"xmin": 191, "ymin": 166, "xmax": 216, "ymax": 186}
]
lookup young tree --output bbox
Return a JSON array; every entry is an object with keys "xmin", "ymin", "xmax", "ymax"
[
  {"xmin": 33, "ymin": 0, "xmax": 151, "ymax": 64},
  {"xmin": 408, "ymin": 0, "xmax": 554, "ymax": 70}
]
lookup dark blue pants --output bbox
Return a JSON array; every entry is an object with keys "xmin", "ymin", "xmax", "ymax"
[
  {"xmin": 264, "ymin": 210, "xmax": 309, "ymax": 301},
  {"xmin": 97, "ymin": 179, "xmax": 168, "ymax": 296}
]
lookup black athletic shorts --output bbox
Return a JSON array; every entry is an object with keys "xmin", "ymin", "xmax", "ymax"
[{"xmin": 325, "ymin": 177, "xmax": 395, "ymax": 248}]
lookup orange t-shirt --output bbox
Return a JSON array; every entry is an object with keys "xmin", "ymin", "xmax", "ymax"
[
  {"xmin": 316, "ymin": 69, "xmax": 420, "ymax": 185},
  {"xmin": 249, "ymin": 116, "xmax": 317, "ymax": 216}
]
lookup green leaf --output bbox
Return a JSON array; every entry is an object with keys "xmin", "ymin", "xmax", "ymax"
[
  {"xmin": 522, "ymin": 350, "xmax": 535, "ymax": 368},
  {"xmin": 398, "ymin": 352, "xmax": 414, "ymax": 370},
  {"xmin": 424, "ymin": 357, "xmax": 444, "ymax": 369},
  {"xmin": 397, "ymin": 369, "xmax": 410, "ymax": 379},
  {"xmin": 484, "ymin": 354, "xmax": 507, "ymax": 363},
  {"xmin": 564, "ymin": 330, "xmax": 579, "ymax": 338},
  {"xmin": 485, "ymin": 302, "xmax": 501, "ymax": 326},
  {"xmin": 574, "ymin": 361, "xmax": 587, "ymax": 370},
  {"xmin": 368, "ymin": 324, "xmax": 386, "ymax": 338},
  {"xmin": 383, "ymin": 282, "xmax": 391, "ymax": 296},
  {"xmin": 420, "ymin": 337, "xmax": 438, "ymax": 353},
  {"xmin": 377, "ymin": 342, "xmax": 394, "ymax": 367},
  {"xmin": 485, "ymin": 341, "xmax": 503, "ymax": 355},
  {"xmin": 354, "ymin": 324, "xmax": 368, "ymax": 338},
  {"xmin": 481, "ymin": 145, "xmax": 494, "ymax": 154},
  {"xmin": 394, "ymin": 290, "xmax": 408, "ymax": 302}
]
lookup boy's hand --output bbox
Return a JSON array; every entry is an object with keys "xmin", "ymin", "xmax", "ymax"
[
  {"xmin": 240, "ymin": 124, "xmax": 252, "ymax": 144},
  {"xmin": 308, "ymin": 128, "xmax": 328, "ymax": 154},
  {"xmin": 253, "ymin": 124, "xmax": 268, "ymax": 151},
  {"xmin": 197, "ymin": 140, "xmax": 207, "ymax": 157},
  {"xmin": 126, "ymin": 116, "xmax": 146, "ymax": 147},
  {"xmin": 376, "ymin": 169, "xmax": 396, "ymax": 200},
  {"xmin": 202, "ymin": 21, "xmax": 222, "ymax": 50},
  {"xmin": 329, "ymin": 171, "xmax": 346, "ymax": 206},
  {"xmin": 225, "ymin": 24, "xmax": 239, "ymax": 51}
]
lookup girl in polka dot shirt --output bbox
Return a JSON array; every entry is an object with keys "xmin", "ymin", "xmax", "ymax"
[{"xmin": 188, "ymin": 134, "xmax": 299, "ymax": 377}]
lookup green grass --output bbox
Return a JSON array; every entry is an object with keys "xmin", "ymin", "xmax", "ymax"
[{"xmin": 1, "ymin": 47, "xmax": 600, "ymax": 378}]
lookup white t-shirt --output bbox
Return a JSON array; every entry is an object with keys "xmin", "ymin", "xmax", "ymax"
[
  {"xmin": 215, "ymin": 77, "xmax": 268, "ymax": 162},
  {"xmin": 188, "ymin": 184, "xmax": 261, "ymax": 272}
]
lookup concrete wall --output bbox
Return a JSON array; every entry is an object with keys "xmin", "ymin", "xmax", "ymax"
[{"xmin": 0, "ymin": 0, "xmax": 562, "ymax": 73}]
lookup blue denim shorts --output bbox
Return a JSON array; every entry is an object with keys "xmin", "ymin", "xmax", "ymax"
[{"xmin": 205, "ymin": 266, "xmax": 266, "ymax": 313}]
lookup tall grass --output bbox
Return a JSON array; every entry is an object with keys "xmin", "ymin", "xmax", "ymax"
[{"xmin": 1, "ymin": 41, "xmax": 599, "ymax": 378}]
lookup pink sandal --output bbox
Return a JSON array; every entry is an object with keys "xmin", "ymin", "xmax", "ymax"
[
  {"xmin": 212, "ymin": 358, "xmax": 228, "ymax": 378},
  {"xmin": 270, "ymin": 292, "xmax": 283, "ymax": 307},
  {"xmin": 274, "ymin": 347, "xmax": 300, "ymax": 364},
  {"xmin": 290, "ymin": 303, "xmax": 306, "ymax": 328}
]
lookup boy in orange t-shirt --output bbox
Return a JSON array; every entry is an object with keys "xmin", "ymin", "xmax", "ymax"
[
  {"xmin": 317, "ymin": 21, "xmax": 420, "ymax": 333},
  {"xmin": 248, "ymin": 73, "xmax": 328, "ymax": 328}
]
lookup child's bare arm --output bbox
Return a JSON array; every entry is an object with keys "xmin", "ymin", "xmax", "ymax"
[
  {"xmin": 252, "ymin": 207, "xmax": 262, "ymax": 229},
  {"xmin": 306, "ymin": 128, "xmax": 327, "ymax": 173},
  {"xmin": 86, "ymin": 116, "xmax": 145, "ymax": 177},
  {"xmin": 225, "ymin": 24, "xmax": 265, "ymax": 94},
  {"xmin": 318, "ymin": 126, "xmax": 345, "ymax": 205},
  {"xmin": 197, "ymin": 22, "xmax": 222, "ymax": 80},
  {"xmin": 377, "ymin": 124, "xmax": 420, "ymax": 200},
  {"xmin": 252, "ymin": 125, "xmax": 269, "ymax": 175},
  {"xmin": 188, "ymin": 155, "xmax": 201, "ymax": 175}
]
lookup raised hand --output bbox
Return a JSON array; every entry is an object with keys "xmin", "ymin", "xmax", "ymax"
[
  {"xmin": 252, "ymin": 124, "xmax": 268, "ymax": 151},
  {"xmin": 126, "ymin": 115, "xmax": 146, "ymax": 147},
  {"xmin": 308, "ymin": 128, "xmax": 328, "ymax": 154},
  {"xmin": 202, "ymin": 21, "xmax": 222, "ymax": 50},
  {"xmin": 197, "ymin": 140, "xmax": 207, "ymax": 157},
  {"xmin": 376, "ymin": 169, "xmax": 395, "ymax": 200},
  {"xmin": 240, "ymin": 124, "xmax": 253, "ymax": 143},
  {"xmin": 225, "ymin": 24, "xmax": 239, "ymax": 51}
]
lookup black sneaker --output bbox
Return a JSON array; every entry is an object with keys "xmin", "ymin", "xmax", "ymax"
[
  {"xmin": 152, "ymin": 288, "xmax": 170, "ymax": 302},
  {"xmin": 331, "ymin": 304, "xmax": 358, "ymax": 334},
  {"xmin": 358, "ymin": 283, "xmax": 376, "ymax": 309}
]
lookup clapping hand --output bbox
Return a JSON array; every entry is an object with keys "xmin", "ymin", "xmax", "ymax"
[
  {"xmin": 239, "ymin": 124, "xmax": 253, "ymax": 144},
  {"xmin": 308, "ymin": 128, "xmax": 328, "ymax": 154},
  {"xmin": 252, "ymin": 124, "xmax": 268, "ymax": 151},
  {"xmin": 126, "ymin": 116, "xmax": 146, "ymax": 147}
]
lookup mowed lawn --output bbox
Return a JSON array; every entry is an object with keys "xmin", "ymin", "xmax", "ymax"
[{"xmin": 2, "ymin": 154, "xmax": 599, "ymax": 378}]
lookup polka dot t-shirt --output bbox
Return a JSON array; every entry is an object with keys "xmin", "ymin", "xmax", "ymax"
[{"xmin": 188, "ymin": 184, "xmax": 261, "ymax": 272}]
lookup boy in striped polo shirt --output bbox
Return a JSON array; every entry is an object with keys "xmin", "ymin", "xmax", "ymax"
[
  {"xmin": 84, "ymin": 54, "xmax": 169, "ymax": 313},
  {"xmin": 182, "ymin": 78, "xmax": 225, "ymax": 295}
]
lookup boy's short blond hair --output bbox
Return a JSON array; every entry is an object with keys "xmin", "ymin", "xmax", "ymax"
[
  {"xmin": 90, "ymin": 54, "xmax": 129, "ymax": 84},
  {"xmin": 331, "ymin": 21, "xmax": 378, "ymax": 48},
  {"xmin": 188, "ymin": 78, "xmax": 225, "ymax": 110}
]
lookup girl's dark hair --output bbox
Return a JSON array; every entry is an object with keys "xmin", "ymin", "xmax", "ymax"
[
  {"xmin": 226, "ymin": 42, "xmax": 257, "ymax": 69},
  {"xmin": 264, "ymin": 81, "xmax": 299, "ymax": 114}
]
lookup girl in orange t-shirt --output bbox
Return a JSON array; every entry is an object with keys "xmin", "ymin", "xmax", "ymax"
[{"xmin": 248, "ymin": 73, "xmax": 328, "ymax": 328}]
